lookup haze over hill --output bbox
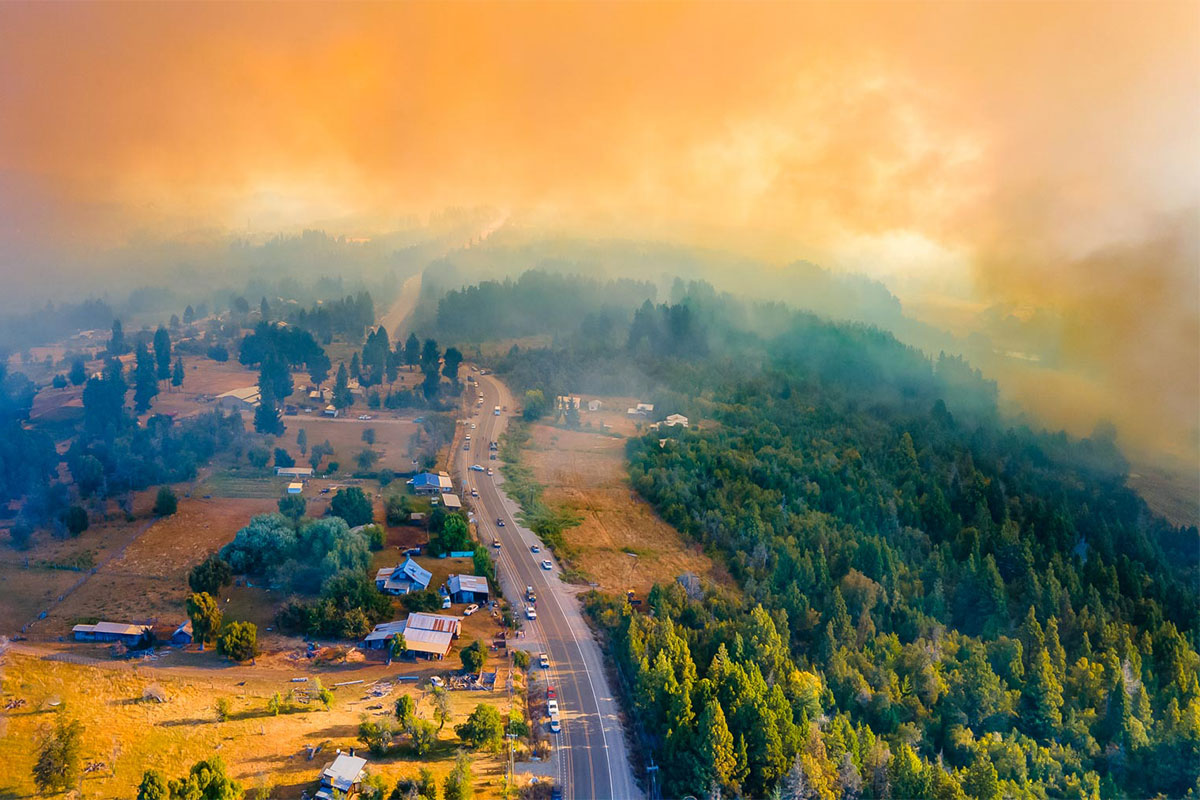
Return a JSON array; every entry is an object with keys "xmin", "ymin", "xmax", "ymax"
[{"xmin": 0, "ymin": 1, "xmax": 1196, "ymax": 482}]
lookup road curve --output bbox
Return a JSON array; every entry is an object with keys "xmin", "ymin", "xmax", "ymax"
[{"xmin": 456, "ymin": 373, "xmax": 640, "ymax": 800}]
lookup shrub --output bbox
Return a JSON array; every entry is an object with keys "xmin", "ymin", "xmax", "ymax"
[
  {"xmin": 460, "ymin": 640, "xmax": 486, "ymax": 673},
  {"xmin": 455, "ymin": 703, "xmax": 504, "ymax": 751},
  {"xmin": 153, "ymin": 486, "xmax": 178, "ymax": 516},
  {"xmin": 217, "ymin": 620, "xmax": 258, "ymax": 661}
]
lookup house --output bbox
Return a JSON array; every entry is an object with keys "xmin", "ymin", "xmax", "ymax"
[
  {"xmin": 637, "ymin": 402, "xmax": 654, "ymax": 413},
  {"xmin": 587, "ymin": 400, "xmax": 603, "ymax": 412},
  {"xmin": 316, "ymin": 752, "xmax": 367, "ymax": 800},
  {"xmin": 276, "ymin": 466, "xmax": 314, "ymax": 478},
  {"xmin": 447, "ymin": 574, "xmax": 490, "ymax": 604},
  {"xmin": 287, "ymin": 482, "xmax": 303, "ymax": 495},
  {"xmin": 149, "ymin": 620, "xmax": 193, "ymax": 646},
  {"xmin": 375, "ymin": 556, "xmax": 432, "ymax": 595},
  {"xmin": 408, "ymin": 471, "xmax": 452, "ymax": 495},
  {"xmin": 555, "ymin": 395, "xmax": 581, "ymax": 410},
  {"xmin": 399, "ymin": 626, "xmax": 454, "ymax": 659},
  {"xmin": 363, "ymin": 620, "xmax": 408, "ymax": 650},
  {"xmin": 324, "ymin": 405, "xmax": 339, "ymax": 418},
  {"xmin": 440, "ymin": 492, "xmax": 462, "ymax": 511},
  {"xmin": 72, "ymin": 621, "xmax": 152, "ymax": 646},
  {"xmin": 406, "ymin": 611, "xmax": 463, "ymax": 638},
  {"xmin": 664, "ymin": 414, "xmax": 689, "ymax": 428},
  {"xmin": 216, "ymin": 386, "xmax": 261, "ymax": 412},
  {"xmin": 308, "ymin": 388, "xmax": 325, "ymax": 402}
]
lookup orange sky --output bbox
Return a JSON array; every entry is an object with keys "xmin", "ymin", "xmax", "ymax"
[{"xmin": 1, "ymin": 1, "xmax": 1198, "ymax": 462}]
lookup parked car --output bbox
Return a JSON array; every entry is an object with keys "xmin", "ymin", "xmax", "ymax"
[
  {"xmin": 530, "ymin": 544, "xmax": 540, "ymax": 553},
  {"xmin": 441, "ymin": 596, "xmax": 452, "ymax": 609},
  {"xmin": 547, "ymin": 685, "xmax": 557, "ymax": 699},
  {"xmin": 547, "ymin": 699, "xmax": 559, "ymax": 716},
  {"xmin": 469, "ymin": 464, "xmax": 484, "ymax": 472},
  {"xmin": 541, "ymin": 560, "xmax": 553, "ymax": 570},
  {"xmin": 550, "ymin": 718, "xmax": 561, "ymax": 734},
  {"xmin": 463, "ymin": 604, "xmax": 480, "ymax": 616},
  {"xmin": 358, "ymin": 414, "xmax": 372, "ymax": 420},
  {"xmin": 539, "ymin": 652, "xmax": 550, "ymax": 668},
  {"xmin": 470, "ymin": 488, "xmax": 479, "ymax": 497},
  {"xmin": 526, "ymin": 606, "xmax": 537, "ymax": 620}
]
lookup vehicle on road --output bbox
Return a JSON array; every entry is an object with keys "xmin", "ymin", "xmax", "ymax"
[
  {"xmin": 496, "ymin": 518, "xmax": 505, "ymax": 526},
  {"xmin": 551, "ymin": 788, "xmax": 563, "ymax": 800},
  {"xmin": 547, "ymin": 685, "xmax": 557, "ymax": 699},
  {"xmin": 469, "ymin": 464, "xmax": 484, "ymax": 472},
  {"xmin": 539, "ymin": 652, "xmax": 550, "ymax": 668},
  {"xmin": 550, "ymin": 717, "xmax": 561, "ymax": 734},
  {"xmin": 463, "ymin": 604, "xmax": 480, "ymax": 616},
  {"xmin": 526, "ymin": 606, "xmax": 537, "ymax": 620},
  {"xmin": 547, "ymin": 699, "xmax": 559, "ymax": 716},
  {"xmin": 492, "ymin": 538, "xmax": 501, "ymax": 548},
  {"xmin": 486, "ymin": 467, "xmax": 493, "ymax": 475},
  {"xmin": 494, "ymin": 405, "xmax": 501, "ymax": 415},
  {"xmin": 470, "ymin": 423, "xmax": 476, "ymax": 429},
  {"xmin": 465, "ymin": 434, "xmax": 471, "ymax": 441},
  {"xmin": 358, "ymin": 414, "xmax": 372, "ymax": 420},
  {"xmin": 541, "ymin": 560, "xmax": 553, "ymax": 570},
  {"xmin": 530, "ymin": 544, "xmax": 540, "ymax": 553},
  {"xmin": 464, "ymin": 443, "xmax": 470, "ymax": 450},
  {"xmin": 470, "ymin": 488, "xmax": 478, "ymax": 497}
]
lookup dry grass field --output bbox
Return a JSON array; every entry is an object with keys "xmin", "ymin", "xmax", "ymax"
[
  {"xmin": 522, "ymin": 420, "xmax": 725, "ymax": 595},
  {"xmin": 0, "ymin": 650, "xmax": 521, "ymax": 800},
  {"xmin": 275, "ymin": 415, "xmax": 422, "ymax": 474}
]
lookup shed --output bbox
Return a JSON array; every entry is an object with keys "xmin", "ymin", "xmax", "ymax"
[
  {"xmin": 406, "ymin": 612, "xmax": 463, "ymax": 637},
  {"xmin": 440, "ymin": 492, "xmax": 462, "ymax": 510},
  {"xmin": 364, "ymin": 620, "xmax": 408, "ymax": 649},
  {"xmin": 664, "ymin": 413, "xmax": 689, "ymax": 428},
  {"xmin": 287, "ymin": 482, "xmax": 303, "ymax": 495},
  {"xmin": 216, "ymin": 387, "xmax": 261, "ymax": 412},
  {"xmin": 276, "ymin": 466, "xmax": 314, "ymax": 478},
  {"xmin": 400, "ymin": 626, "xmax": 454, "ymax": 659},
  {"xmin": 316, "ymin": 753, "xmax": 366, "ymax": 800},
  {"xmin": 72, "ymin": 621, "xmax": 152, "ymax": 646},
  {"xmin": 447, "ymin": 574, "xmax": 490, "ymax": 604}
]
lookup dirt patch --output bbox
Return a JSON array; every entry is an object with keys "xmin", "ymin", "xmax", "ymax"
[
  {"xmin": 275, "ymin": 416, "xmax": 422, "ymax": 474},
  {"xmin": 523, "ymin": 423, "xmax": 725, "ymax": 595}
]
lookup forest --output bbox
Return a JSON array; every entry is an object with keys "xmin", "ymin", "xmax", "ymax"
[{"xmin": 469, "ymin": 276, "xmax": 1200, "ymax": 799}]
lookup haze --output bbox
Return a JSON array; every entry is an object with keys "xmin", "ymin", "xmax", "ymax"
[{"xmin": 1, "ymin": 0, "xmax": 1197, "ymax": 470}]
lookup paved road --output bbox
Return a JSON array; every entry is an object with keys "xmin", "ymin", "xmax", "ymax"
[{"xmin": 457, "ymin": 374, "xmax": 640, "ymax": 800}]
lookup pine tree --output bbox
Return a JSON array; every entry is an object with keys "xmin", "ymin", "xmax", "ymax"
[
  {"xmin": 1021, "ymin": 645, "xmax": 1064, "ymax": 740},
  {"xmin": 404, "ymin": 332, "xmax": 420, "ymax": 370},
  {"xmin": 133, "ymin": 341, "xmax": 159, "ymax": 413},
  {"xmin": 697, "ymin": 699, "xmax": 737, "ymax": 792},
  {"xmin": 333, "ymin": 362, "xmax": 353, "ymax": 410},
  {"xmin": 171, "ymin": 357, "xmax": 184, "ymax": 388},
  {"xmin": 254, "ymin": 384, "xmax": 283, "ymax": 435},
  {"xmin": 109, "ymin": 318, "xmax": 126, "ymax": 355},
  {"xmin": 153, "ymin": 325, "xmax": 172, "ymax": 380}
]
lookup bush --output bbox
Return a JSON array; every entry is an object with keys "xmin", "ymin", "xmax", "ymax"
[
  {"xmin": 385, "ymin": 494, "xmax": 412, "ymax": 525},
  {"xmin": 206, "ymin": 344, "xmax": 229, "ymax": 362},
  {"xmin": 460, "ymin": 640, "xmax": 486, "ymax": 673},
  {"xmin": 153, "ymin": 486, "xmax": 178, "ymax": 516},
  {"xmin": 188, "ymin": 554, "xmax": 233, "ymax": 595},
  {"xmin": 63, "ymin": 505, "xmax": 89, "ymax": 537},
  {"xmin": 358, "ymin": 716, "xmax": 396, "ymax": 756},
  {"xmin": 273, "ymin": 448, "xmax": 295, "ymax": 468},
  {"xmin": 512, "ymin": 649, "xmax": 530, "ymax": 670},
  {"xmin": 247, "ymin": 446, "xmax": 270, "ymax": 469},
  {"xmin": 216, "ymin": 620, "xmax": 258, "ymax": 661},
  {"xmin": 400, "ymin": 589, "xmax": 443, "ymax": 613},
  {"xmin": 362, "ymin": 524, "xmax": 386, "ymax": 551}
]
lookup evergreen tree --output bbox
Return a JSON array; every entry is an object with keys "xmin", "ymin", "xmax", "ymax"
[
  {"xmin": 171, "ymin": 357, "xmax": 184, "ymax": 388},
  {"xmin": 187, "ymin": 592, "xmax": 222, "ymax": 650},
  {"xmin": 1021, "ymin": 645, "xmax": 1064, "ymax": 740},
  {"xmin": 153, "ymin": 325, "xmax": 172, "ymax": 380},
  {"xmin": 108, "ymin": 318, "xmax": 126, "ymax": 355},
  {"xmin": 697, "ymin": 699, "xmax": 737, "ymax": 791},
  {"xmin": 32, "ymin": 714, "xmax": 85, "ymax": 794},
  {"xmin": 333, "ymin": 362, "xmax": 353, "ymax": 410},
  {"xmin": 403, "ymin": 333, "xmax": 420, "ymax": 370},
  {"xmin": 133, "ymin": 341, "xmax": 159, "ymax": 413},
  {"xmin": 68, "ymin": 357, "xmax": 87, "ymax": 386}
]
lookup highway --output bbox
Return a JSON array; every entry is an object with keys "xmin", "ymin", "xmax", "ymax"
[{"xmin": 456, "ymin": 373, "xmax": 640, "ymax": 800}]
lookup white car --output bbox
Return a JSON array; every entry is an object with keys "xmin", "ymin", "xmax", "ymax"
[
  {"xmin": 463, "ymin": 604, "xmax": 480, "ymax": 616},
  {"xmin": 547, "ymin": 699, "xmax": 559, "ymax": 717},
  {"xmin": 470, "ymin": 423, "xmax": 477, "ymax": 429},
  {"xmin": 541, "ymin": 560, "xmax": 553, "ymax": 570},
  {"xmin": 358, "ymin": 414, "xmax": 372, "ymax": 420},
  {"xmin": 465, "ymin": 434, "xmax": 471, "ymax": 441},
  {"xmin": 539, "ymin": 652, "xmax": 550, "ymax": 668},
  {"xmin": 441, "ymin": 596, "xmax": 452, "ymax": 609},
  {"xmin": 526, "ymin": 606, "xmax": 537, "ymax": 620},
  {"xmin": 470, "ymin": 488, "xmax": 478, "ymax": 497}
]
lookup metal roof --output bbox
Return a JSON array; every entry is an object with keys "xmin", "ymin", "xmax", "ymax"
[
  {"xmin": 73, "ymin": 621, "xmax": 151, "ymax": 636},
  {"xmin": 406, "ymin": 612, "xmax": 462, "ymax": 635},
  {"xmin": 448, "ymin": 574, "xmax": 489, "ymax": 594},
  {"xmin": 401, "ymin": 627, "xmax": 454, "ymax": 655},
  {"xmin": 321, "ymin": 753, "xmax": 366, "ymax": 791},
  {"xmin": 364, "ymin": 620, "xmax": 407, "ymax": 643}
]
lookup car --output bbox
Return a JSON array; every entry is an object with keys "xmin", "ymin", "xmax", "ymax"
[
  {"xmin": 470, "ymin": 423, "xmax": 477, "ymax": 429},
  {"xmin": 496, "ymin": 518, "xmax": 504, "ymax": 526},
  {"xmin": 486, "ymin": 468, "xmax": 493, "ymax": 475},
  {"xmin": 441, "ymin": 596, "xmax": 452, "ymax": 609},
  {"xmin": 463, "ymin": 443, "xmax": 470, "ymax": 450},
  {"xmin": 430, "ymin": 676, "xmax": 444, "ymax": 687},
  {"xmin": 470, "ymin": 488, "xmax": 478, "ymax": 497},
  {"xmin": 530, "ymin": 544, "xmax": 540, "ymax": 553},
  {"xmin": 465, "ymin": 434, "xmax": 471, "ymax": 441},
  {"xmin": 469, "ymin": 464, "xmax": 484, "ymax": 472},
  {"xmin": 546, "ymin": 685, "xmax": 556, "ymax": 699},
  {"xmin": 539, "ymin": 653, "xmax": 550, "ymax": 668},
  {"xmin": 549, "ymin": 718, "xmax": 561, "ymax": 734},
  {"xmin": 358, "ymin": 414, "xmax": 372, "ymax": 420},
  {"xmin": 526, "ymin": 606, "xmax": 537, "ymax": 620},
  {"xmin": 492, "ymin": 538, "xmax": 501, "ymax": 548},
  {"xmin": 547, "ymin": 699, "xmax": 559, "ymax": 716},
  {"xmin": 541, "ymin": 560, "xmax": 553, "ymax": 570},
  {"xmin": 463, "ymin": 604, "xmax": 480, "ymax": 616},
  {"xmin": 551, "ymin": 788, "xmax": 563, "ymax": 800},
  {"xmin": 490, "ymin": 453, "xmax": 497, "ymax": 460},
  {"xmin": 319, "ymin": 487, "xmax": 330, "ymax": 494}
]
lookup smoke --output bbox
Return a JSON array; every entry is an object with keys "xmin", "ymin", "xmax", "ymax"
[{"xmin": 0, "ymin": 1, "xmax": 1196, "ymax": 466}]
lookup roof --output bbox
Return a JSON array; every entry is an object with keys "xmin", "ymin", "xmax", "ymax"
[
  {"xmin": 321, "ymin": 753, "xmax": 367, "ymax": 791},
  {"xmin": 287, "ymin": 482, "xmax": 303, "ymax": 493},
  {"xmin": 408, "ymin": 471, "xmax": 452, "ymax": 490},
  {"xmin": 400, "ymin": 557, "xmax": 432, "ymax": 587},
  {"xmin": 276, "ymin": 466, "xmax": 314, "ymax": 476},
  {"xmin": 364, "ymin": 620, "xmax": 407, "ymax": 643},
  {"xmin": 448, "ymin": 574, "xmax": 489, "ymax": 595},
  {"xmin": 406, "ymin": 612, "xmax": 462, "ymax": 635},
  {"xmin": 401, "ymin": 627, "xmax": 454, "ymax": 655},
  {"xmin": 440, "ymin": 492, "xmax": 462, "ymax": 509},
  {"xmin": 73, "ymin": 621, "xmax": 151, "ymax": 637},
  {"xmin": 217, "ymin": 386, "xmax": 260, "ymax": 402}
]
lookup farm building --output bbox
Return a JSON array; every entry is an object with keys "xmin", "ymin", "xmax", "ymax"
[
  {"xmin": 440, "ymin": 492, "xmax": 462, "ymax": 510},
  {"xmin": 406, "ymin": 611, "xmax": 463, "ymax": 638},
  {"xmin": 447, "ymin": 574, "xmax": 490, "ymax": 604},
  {"xmin": 315, "ymin": 752, "xmax": 366, "ymax": 800},
  {"xmin": 408, "ymin": 471, "xmax": 452, "ymax": 495},
  {"xmin": 216, "ymin": 386, "xmax": 261, "ymax": 412},
  {"xmin": 276, "ymin": 466, "xmax": 314, "ymax": 478},
  {"xmin": 73, "ymin": 621, "xmax": 152, "ymax": 646},
  {"xmin": 363, "ymin": 620, "xmax": 408, "ymax": 649},
  {"xmin": 150, "ymin": 620, "xmax": 193, "ymax": 646},
  {"xmin": 375, "ymin": 556, "xmax": 432, "ymax": 595},
  {"xmin": 323, "ymin": 405, "xmax": 339, "ymax": 417},
  {"xmin": 664, "ymin": 414, "xmax": 689, "ymax": 427},
  {"xmin": 399, "ymin": 626, "xmax": 454, "ymax": 659},
  {"xmin": 286, "ymin": 482, "xmax": 303, "ymax": 495}
]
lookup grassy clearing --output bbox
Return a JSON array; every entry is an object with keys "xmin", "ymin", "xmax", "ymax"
[{"xmin": 498, "ymin": 423, "xmax": 582, "ymax": 558}]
